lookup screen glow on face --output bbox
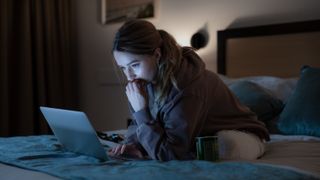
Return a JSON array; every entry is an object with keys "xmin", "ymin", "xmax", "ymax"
[{"xmin": 113, "ymin": 51, "xmax": 158, "ymax": 82}]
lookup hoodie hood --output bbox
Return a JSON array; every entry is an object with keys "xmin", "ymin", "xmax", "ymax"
[{"xmin": 175, "ymin": 47, "xmax": 206, "ymax": 89}]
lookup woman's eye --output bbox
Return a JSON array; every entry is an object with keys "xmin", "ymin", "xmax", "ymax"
[{"xmin": 131, "ymin": 63, "xmax": 140, "ymax": 68}]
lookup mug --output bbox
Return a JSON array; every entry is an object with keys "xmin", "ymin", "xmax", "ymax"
[{"xmin": 196, "ymin": 136, "xmax": 219, "ymax": 161}]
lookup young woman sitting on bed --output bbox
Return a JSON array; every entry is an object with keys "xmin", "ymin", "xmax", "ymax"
[{"xmin": 108, "ymin": 19, "xmax": 269, "ymax": 161}]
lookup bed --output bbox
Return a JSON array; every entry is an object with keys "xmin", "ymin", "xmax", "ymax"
[{"xmin": 1, "ymin": 19, "xmax": 320, "ymax": 179}]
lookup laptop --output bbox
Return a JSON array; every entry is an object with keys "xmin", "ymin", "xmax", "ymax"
[{"xmin": 40, "ymin": 106, "xmax": 119, "ymax": 161}]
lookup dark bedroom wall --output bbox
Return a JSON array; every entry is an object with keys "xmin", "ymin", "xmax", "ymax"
[{"xmin": 72, "ymin": 0, "xmax": 320, "ymax": 131}]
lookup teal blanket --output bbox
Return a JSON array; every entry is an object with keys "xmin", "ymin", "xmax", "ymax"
[{"xmin": 0, "ymin": 135, "xmax": 318, "ymax": 180}]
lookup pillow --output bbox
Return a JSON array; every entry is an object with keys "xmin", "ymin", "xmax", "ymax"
[
  {"xmin": 277, "ymin": 66, "xmax": 320, "ymax": 137},
  {"xmin": 218, "ymin": 74, "xmax": 298, "ymax": 103},
  {"xmin": 228, "ymin": 81, "xmax": 284, "ymax": 123},
  {"xmin": 247, "ymin": 77, "xmax": 298, "ymax": 103}
]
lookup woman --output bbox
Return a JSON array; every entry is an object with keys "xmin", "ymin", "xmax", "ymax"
[{"xmin": 109, "ymin": 19, "xmax": 269, "ymax": 161}]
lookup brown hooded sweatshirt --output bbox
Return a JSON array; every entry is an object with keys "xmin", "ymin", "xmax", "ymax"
[{"xmin": 125, "ymin": 47, "xmax": 269, "ymax": 161}]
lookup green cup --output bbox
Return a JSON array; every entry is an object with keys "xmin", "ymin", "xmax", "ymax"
[{"xmin": 196, "ymin": 136, "xmax": 219, "ymax": 162}]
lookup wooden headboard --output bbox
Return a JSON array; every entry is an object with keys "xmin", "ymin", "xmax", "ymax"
[{"xmin": 217, "ymin": 20, "xmax": 320, "ymax": 78}]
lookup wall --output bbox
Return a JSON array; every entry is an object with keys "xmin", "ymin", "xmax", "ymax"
[{"xmin": 72, "ymin": 0, "xmax": 320, "ymax": 131}]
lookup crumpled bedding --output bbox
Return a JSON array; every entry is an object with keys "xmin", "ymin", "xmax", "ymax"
[{"xmin": 0, "ymin": 135, "xmax": 319, "ymax": 180}]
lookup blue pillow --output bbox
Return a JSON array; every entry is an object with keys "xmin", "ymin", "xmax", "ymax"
[
  {"xmin": 228, "ymin": 81, "xmax": 284, "ymax": 123},
  {"xmin": 278, "ymin": 66, "xmax": 320, "ymax": 137}
]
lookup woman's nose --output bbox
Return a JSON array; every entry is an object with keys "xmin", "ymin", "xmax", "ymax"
[{"xmin": 126, "ymin": 69, "xmax": 136, "ymax": 81}]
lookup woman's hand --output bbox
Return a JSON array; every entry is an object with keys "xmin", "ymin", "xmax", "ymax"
[
  {"xmin": 126, "ymin": 80, "xmax": 147, "ymax": 112},
  {"xmin": 108, "ymin": 143, "xmax": 144, "ymax": 158}
]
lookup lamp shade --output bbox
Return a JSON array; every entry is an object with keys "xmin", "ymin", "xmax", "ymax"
[{"xmin": 191, "ymin": 31, "xmax": 208, "ymax": 50}]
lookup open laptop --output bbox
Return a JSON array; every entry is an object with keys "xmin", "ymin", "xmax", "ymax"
[{"xmin": 40, "ymin": 106, "xmax": 121, "ymax": 161}]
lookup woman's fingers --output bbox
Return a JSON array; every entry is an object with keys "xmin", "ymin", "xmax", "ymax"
[
  {"xmin": 126, "ymin": 82, "xmax": 133, "ymax": 93},
  {"xmin": 108, "ymin": 144, "xmax": 144, "ymax": 158},
  {"xmin": 109, "ymin": 144, "xmax": 127, "ymax": 156},
  {"xmin": 120, "ymin": 144, "xmax": 126, "ymax": 154},
  {"xmin": 111, "ymin": 146, "xmax": 117, "ymax": 154},
  {"xmin": 125, "ymin": 80, "xmax": 148, "ymax": 112},
  {"xmin": 127, "ymin": 80, "xmax": 146, "ymax": 92},
  {"xmin": 132, "ymin": 81, "xmax": 139, "ymax": 92},
  {"xmin": 113, "ymin": 145, "xmax": 123, "ymax": 155}
]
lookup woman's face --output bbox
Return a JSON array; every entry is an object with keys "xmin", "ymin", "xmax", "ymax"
[{"xmin": 113, "ymin": 50, "xmax": 160, "ymax": 82}]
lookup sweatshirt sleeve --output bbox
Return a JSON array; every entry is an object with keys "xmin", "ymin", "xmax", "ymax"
[
  {"xmin": 124, "ymin": 106, "xmax": 149, "ymax": 156},
  {"xmin": 133, "ymin": 95, "xmax": 205, "ymax": 161},
  {"xmin": 124, "ymin": 119, "xmax": 139, "ymax": 144}
]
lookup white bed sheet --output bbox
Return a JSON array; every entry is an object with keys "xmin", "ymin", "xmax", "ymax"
[{"xmin": 252, "ymin": 134, "xmax": 320, "ymax": 176}]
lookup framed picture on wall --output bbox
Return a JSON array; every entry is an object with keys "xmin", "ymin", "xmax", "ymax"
[{"xmin": 101, "ymin": 0, "xmax": 157, "ymax": 24}]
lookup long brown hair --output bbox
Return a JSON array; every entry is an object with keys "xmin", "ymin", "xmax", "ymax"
[{"xmin": 113, "ymin": 19, "xmax": 182, "ymax": 105}]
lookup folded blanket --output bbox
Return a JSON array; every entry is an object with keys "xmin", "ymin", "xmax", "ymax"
[{"xmin": 0, "ymin": 135, "xmax": 318, "ymax": 180}]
